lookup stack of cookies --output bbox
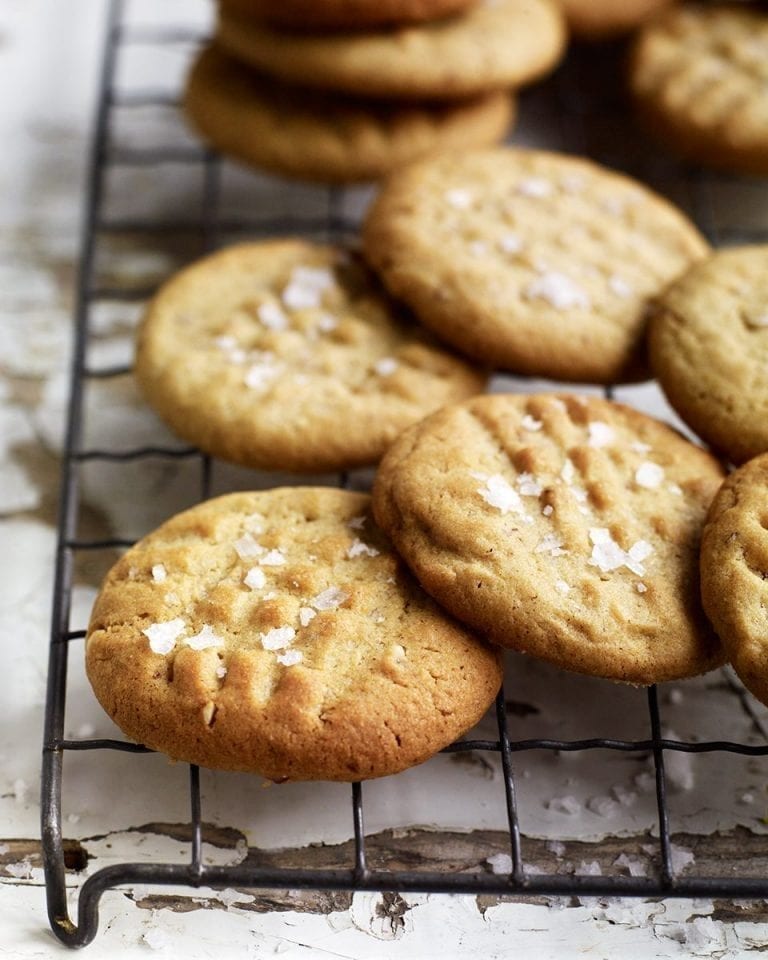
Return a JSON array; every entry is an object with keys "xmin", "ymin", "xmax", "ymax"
[{"xmin": 182, "ymin": 0, "xmax": 567, "ymax": 182}]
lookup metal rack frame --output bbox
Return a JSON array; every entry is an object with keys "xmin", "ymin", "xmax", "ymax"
[{"xmin": 41, "ymin": 0, "xmax": 768, "ymax": 947}]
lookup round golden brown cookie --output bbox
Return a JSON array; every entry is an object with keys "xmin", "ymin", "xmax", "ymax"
[
  {"xmin": 183, "ymin": 45, "xmax": 515, "ymax": 183},
  {"xmin": 362, "ymin": 148, "xmax": 708, "ymax": 383},
  {"xmin": 85, "ymin": 488, "xmax": 503, "ymax": 780},
  {"xmin": 218, "ymin": 0, "xmax": 479, "ymax": 30},
  {"xmin": 629, "ymin": 4, "xmax": 768, "ymax": 176},
  {"xmin": 135, "ymin": 239, "xmax": 486, "ymax": 473},
  {"xmin": 649, "ymin": 246, "xmax": 768, "ymax": 466},
  {"xmin": 701, "ymin": 454, "xmax": 768, "ymax": 705},
  {"xmin": 560, "ymin": 0, "xmax": 674, "ymax": 39},
  {"xmin": 372, "ymin": 393, "xmax": 726, "ymax": 684},
  {"xmin": 216, "ymin": 0, "xmax": 566, "ymax": 101}
]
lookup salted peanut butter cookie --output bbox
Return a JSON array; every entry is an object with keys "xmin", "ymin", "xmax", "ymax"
[
  {"xmin": 218, "ymin": 0, "xmax": 479, "ymax": 30},
  {"xmin": 216, "ymin": 0, "xmax": 566, "ymax": 101},
  {"xmin": 362, "ymin": 148, "xmax": 708, "ymax": 383},
  {"xmin": 135, "ymin": 239, "xmax": 485, "ymax": 473},
  {"xmin": 701, "ymin": 454, "xmax": 768, "ymax": 705},
  {"xmin": 373, "ymin": 393, "xmax": 726, "ymax": 684},
  {"xmin": 560, "ymin": 0, "xmax": 673, "ymax": 39},
  {"xmin": 184, "ymin": 45, "xmax": 514, "ymax": 183},
  {"xmin": 649, "ymin": 246, "xmax": 768, "ymax": 466},
  {"xmin": 629, "ymin": 4, "xmax": 768, "ymax": 175},
  {"xmin": 86, "ymin": 488, "xmax": 503, "ymax": 780}
]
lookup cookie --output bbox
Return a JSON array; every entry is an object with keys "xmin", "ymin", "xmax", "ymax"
[
  {"xmin": 216, "ymin": 0, "xmax": 566, "ymax": 101},
  {"xmin": 86, "ymin": 489, "xmax": 502, "ymax": 779},
  {"xmin": 135, "ymin": 239, "xmax": 486, "ymax": 473},
  {"xmin": 218, "ymin": 0, "xmax": 479, "ymax": 30},
  {"xmin": 701, "ymin": 454, "xmax": 768, "ymax": 705},
  {"xmin": 629, "ymin": 4, "xmax": 768, "ymax": 176},
  {"xmin": 649, "ymin": 246, "xmax": 768, "ymax": 467},
  {"xmin": 183, "ymin": 45, "xmax": 515, "ymax": 183},
  {"xmin": 372, "ymin": 393, "xmax": 726, "ymax": 684},
  {"xmin": 363, "ymin": 148, "xmax": 709, "ymax": 383},
  {"xmin": 560, "ymin": 0, "xmax": 674, "ymax": 39}
]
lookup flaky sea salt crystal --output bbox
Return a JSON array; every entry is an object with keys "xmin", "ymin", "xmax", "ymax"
[
  {"xmin": 555, "ymin": 579, "xmax": 570, "ymax": 595},
  {"xmin": 631, "ymin": 441, "xmax": 652, "ymax": 454},
  {"xmin": 257, "ymin": 300, "xmax": 289, "ymax": 331},
  {"xmin": 684, "ymin": 917, "xmax": 722, "ymax": 951},
  {"xmin": 663, "ymin": 737, "xmax": 695, "ymax": 792},
  {"xmin": 143, "ymin": 618, "xmax": 185, "ymax": 655},
  {"xmin": 561, "ymin": 459, "xmax": 575, "ymax": 484},
  {"xmin": 316, "ymin": 312, "xmax": 337, "ymax": 332},
  {"xmin": 260, "ymin": 626, "xmax": 295, "ymax": 650},
  {"xmin": 244, "ymin": 360, "xmax": 280, "ymax": 392},
  {"xmin": 608, "ymin": 275, "xmax": 633, "ymax": 299},
  {"xmin": 259, "ymin": 549, "xmax": 286, "ymax": 566},
  {"xmin": 499, "ymin": 232, "xmax": 523, "ymax": 254},
  {"xmin": 521, "ymin": 414, "xmax": 543, "ymax": 431},
  {"xmin": 611, "ymin": 784, "xmax": 637, "ymax": 807},
  {"xmin": 579, "ymin": 860, "xmax": 602, "ymax": 876},
  {"xmin": 535, "ymin": 534, "xmax": 568, "ymax": 557},
  {"xmin": 468, "ymin": 240, "xmax": 488, "ymax": 258},
  {"xmin": 347, "ymin": 538, "xmax": 380, "ymax": 559},
  {"xmin": 517, "ymin": 472, "xmax": 542, "ymax": 496},
  {"xmin": 374, "ymin": 357, "xmax": 398, "ymax": 377},
  {"xmin": 542, "ymin": 505, "xmax": 554, "ymax": 517},
  {"xmin": 216, "ymin": 665, "xmax": 228, "ymax": 679},
  {"xmin": 445, "ymin": 188, "xmax": 474, "ymax": 209},
  {"xmin": 587, "ymin": 421, "xmax": 614, "ymax": 448},
  {"xmin": 312, "ymin": 586, "xmax": 349, "ymax": 610},
  {"xmin": 151, "ymin": 563, "xmax": 167, "ymax": 583},
  {"xmin": 740, "ymin": 792, "xmax": 755, "ymax": 804},
  {"xmin": 476, "ymin": 474, "xmax": 525, "ymax": 515},
  {"xmin": 636, "ymin": 582, "xmax": 648, "ymax": 594},
  {"xmin": 282, "ymin": 266, "xmax": 334, "ymax": 310},
  {"xmin": 517, "ymin": 177, "xmax": 553, "ymax": 198},
  {"xmin": 214, "ymin": 335, "xmax": 237, "ymax": 352},
  {"xmin": 234, "ymin": 534, "xmax": 265, "ymax": 559},
  {"xmin": 348, "ymin": 515, "xmax": 366, "ymax": 529},
  {"xmin": 635, "ymin": 461, "xmax": 665, "ymax": 489},
  {"xmin": 589, "ymin": 529, "xmax": 653, "ymax": 576},
  {"xmin": 486, "ymin": 853, "xmax": 513, "ymax": 875},
  {"xmin": 524, "ymin": 272, "xmax": 590, "ymax": 310},
  {"xmin": 143, "ymin": 927, "xmax": 173, "ymax": 951},
  {"xmin": 186, "ymin": 625, "xmax": 224, "ymax": 651},
  {"xmin": 6, "ymin": 860, "xmax": 32, "ymax": 879},
  {"xmin": 635, "ymin": 771, "xmax": 655, "ymax": 793},
  {"xmin": 276, "ymin": 649, "xmax": 303, "ymax": 666},
  {"xmin": 546, "ymin": 840, "xmax": 566, "ymax": 858},
  {"xmin": 244, "ymin": 567, "xmax": 266, "ymax": 590},
  {"xmin": 547, "ymin": 796, "xmax": 581, "ymax": 815},
  {"xmin": 299, "ymin": 606, "xmax": 317, "ymax": 627}
]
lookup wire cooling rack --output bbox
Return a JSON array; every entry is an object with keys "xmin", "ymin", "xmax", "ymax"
[{"xmin": 42, "ymin": 0, "xmax": 768, "ymax": 947}]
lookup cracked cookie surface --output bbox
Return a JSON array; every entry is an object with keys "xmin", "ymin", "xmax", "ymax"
[
  {"xmin": 362, "ymin": 147, "xmax": 708, "ymax": 383},
  {"xmin": 183, "ymin": 45, "xmax": 514, "ymax": 183},
  {"xmin": 629, "ymin": 4, "xmax": 768, "ymax": 175},
  {"xmin": 216, "ymin": 0, "xmax": 565, "ymax": 101},
  {"xmin": 372, "ymin": 393, "xmax": 725, "ymax": 683},
  {"xmin": 135, "ymin": 238, "xmax": 486, "ymax": 472},
  {"xmin": 649, "ymin": 245, "xmax": 768, "ymax": 466},
  {"xmin": 701, "ymin": 454, "xmax": 768, "ymax": 707},
  {"xmin": 85, "ymin": 488, "xmax": 502, "ymax": 780}
]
